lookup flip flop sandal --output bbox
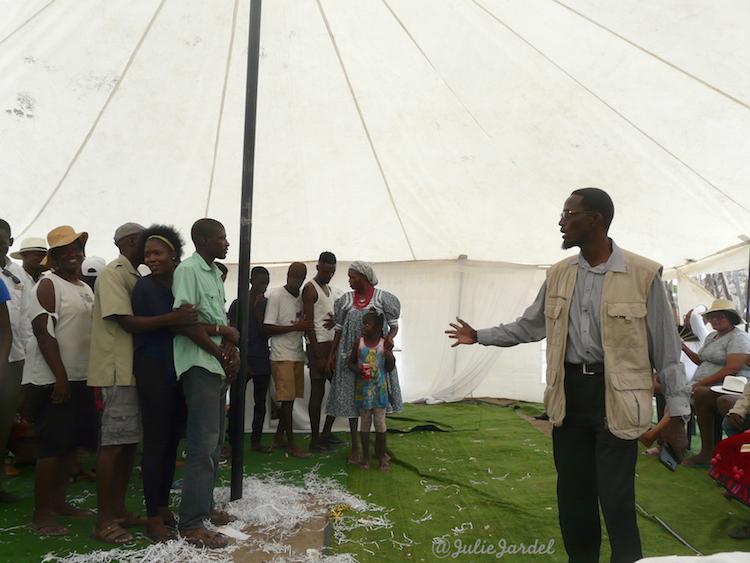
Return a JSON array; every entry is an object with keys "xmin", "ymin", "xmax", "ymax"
[
  {"xmin": 146, "ymin": 527, "xmax": 178, "ymax": 543},
  {"xmin": 91, "ymin": 522, "xmax": 133, "ymax": 545},
  {"xmin": 31, "ymin": 522, "xmax": 69, "ymax": 537},
  {"xmin": 116, "ymin": 512, "xmax": 147, "ymax": 528}
]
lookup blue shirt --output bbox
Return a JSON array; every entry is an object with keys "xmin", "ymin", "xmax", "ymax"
[{"xmin": 0, "ymin": 279, "xmax": 9, "ymax": 303}]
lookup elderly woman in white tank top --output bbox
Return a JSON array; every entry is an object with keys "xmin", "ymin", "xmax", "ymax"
[{"xmin": 22, "ymin": 226, "xmax": 98, "ymax": 536}]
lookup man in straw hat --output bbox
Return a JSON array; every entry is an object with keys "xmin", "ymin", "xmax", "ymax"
[
  {"xmin": 87, "ymin": 222, "xmax": 147, "ymax": 544},
  {"xmin": 447, "ymin": 188, "xmax": 691, "ymax": 563},
  {"xmin": 22, "ymin": 226, "xmax": 98, "ymax": 535},
  {"xmin": 0, "ymin": 220, "xmax": 45, "ymax": 503}
]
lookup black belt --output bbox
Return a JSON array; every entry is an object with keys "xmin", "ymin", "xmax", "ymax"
[{"xmin": 565, "ymin": 362, "xmax": 605, "ymax": 375}]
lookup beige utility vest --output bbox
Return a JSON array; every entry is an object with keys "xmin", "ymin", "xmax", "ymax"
[{"xmin": 543, "ymin": 250, "xmax": 661, "ymax": 439}]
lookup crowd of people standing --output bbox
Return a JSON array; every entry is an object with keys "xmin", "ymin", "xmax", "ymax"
[{"xmin": 0, "ymin": 217, "xmax": 403, "ymax": 549}]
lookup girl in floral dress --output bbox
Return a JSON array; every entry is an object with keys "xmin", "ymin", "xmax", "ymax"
[{"xmin": 349, "ymin": 309, "xmax": 395, "ymax": 470}]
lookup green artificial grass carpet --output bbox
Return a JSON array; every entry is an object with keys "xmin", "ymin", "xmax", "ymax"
[{"xmin": 1, "ymin": 402, "xmax": 748, "ymax": 562}]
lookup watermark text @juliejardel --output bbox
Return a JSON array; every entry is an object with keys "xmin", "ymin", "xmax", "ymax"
[{"xmin": 431, "ymin": 535, "xmax": 556, "ymax": 559}]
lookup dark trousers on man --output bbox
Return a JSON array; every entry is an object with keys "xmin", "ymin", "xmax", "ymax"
[
  {"xmin": 250, "ymin": 374, "xmax": 270, "ymax": 445},
  {"xmin": 553, "ymin": 364, "xmax": 642, "ymax": 563}
]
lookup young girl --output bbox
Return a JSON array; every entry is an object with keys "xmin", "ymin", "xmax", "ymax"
[{"xmin": 349, "ymin": 308, "xmax": 395, "ymax": 470}]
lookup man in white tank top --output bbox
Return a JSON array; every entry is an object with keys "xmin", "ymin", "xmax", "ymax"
[{"xmin": 302, "ymin": 251, "xmax": 343, "ymax": 453}]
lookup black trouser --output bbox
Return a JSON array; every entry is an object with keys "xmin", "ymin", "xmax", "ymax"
[
  {"xmin": 250, "ymin": 374, "xmax": 270, "ymax": 444},
  {"xmin": 553, "ymin": 365, "xmax": 642, "ymax": 563},
  {"xmin": 134, "ymin": 358, "xmax": 186, "ymax": 517}
]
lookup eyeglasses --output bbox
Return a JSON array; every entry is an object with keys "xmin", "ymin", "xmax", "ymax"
[{"xmin": 559, "ymin": 210, "xmax": 593, "ymax": 221}]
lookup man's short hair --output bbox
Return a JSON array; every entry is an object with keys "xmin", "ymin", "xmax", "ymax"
[
  {"xmin": 319, "ymin": 251, "xmax": 336, "ymax": 264},
  {"xmin": 190, "ymin": 218, "xmax": 224, "ymax": 245},
  {"xmin": 251, "ymin": 265, "xmax": 269, "ymax": 278},
  {"xmin": 0, "ymin": 219, "xmax": 10, "ymax": 237},
  {"xmin": 571, "ymin": 187, "xmax": 614, "ymax": 231}
]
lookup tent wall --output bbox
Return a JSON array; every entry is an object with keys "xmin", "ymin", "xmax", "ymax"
[{"xmin": 225, "ymin": 259, "xmax": 548, "ymax": 410}]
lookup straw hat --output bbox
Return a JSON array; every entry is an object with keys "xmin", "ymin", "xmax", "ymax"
[
  {"xmin": 41, "ymin": 226, "xmax": 88, "ymax": 267},
  {"xmin": 702, "ymin": 299, "xmax": 742, "ymax": 326},
  {"xmin": 9, "ymin": 237, "xmax": 47, "ymax": 259}
]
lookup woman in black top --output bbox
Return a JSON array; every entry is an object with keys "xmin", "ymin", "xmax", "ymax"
[{"xmin": 132, "ymin": 225, "xmax": 195, "ymax": 542}]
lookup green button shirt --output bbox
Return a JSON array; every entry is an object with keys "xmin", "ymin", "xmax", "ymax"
[{"xmin": 172, "ymin": 252, "xmax": 227, "ymax": 379}]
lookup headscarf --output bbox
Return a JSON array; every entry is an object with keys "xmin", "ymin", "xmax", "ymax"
[{"xmin": 349, "ymin": 261, "xmax": 378, "ymax": 286}]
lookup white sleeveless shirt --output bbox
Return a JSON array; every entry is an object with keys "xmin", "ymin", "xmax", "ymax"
[
  {"xmin": 22, "ymin": 273, "xmax": 94, "ymax": 385},
  {"xmin": 311, "ymin": 278, "xmax": 335, "ymax": 343}
]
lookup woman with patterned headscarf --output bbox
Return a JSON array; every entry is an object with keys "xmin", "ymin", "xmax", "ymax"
[{"xmin": 323, "ymin": 261, "xmax": 403, "ymax": 464}]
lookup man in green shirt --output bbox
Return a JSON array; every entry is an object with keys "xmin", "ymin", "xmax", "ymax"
[{"xmin": 173, "ymin": 218, "xmax": 239, "ymax": 549}]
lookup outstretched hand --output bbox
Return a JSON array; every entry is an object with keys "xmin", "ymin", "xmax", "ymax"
[{"xmin": 445, "ymin": 317, "xmax": 478, "ymax": 348}]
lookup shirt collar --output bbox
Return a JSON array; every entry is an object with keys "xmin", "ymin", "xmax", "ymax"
[
  {"xmin": 572, "ymin": 239, "xmax": 627, "ymax": 274},
  {"xmin": 118, "ymin": 254, "xmax": 141, "ymax": 277},
  {"xmin": 192, "ymin": 251, "xmax": 218, "ymax": 273}
]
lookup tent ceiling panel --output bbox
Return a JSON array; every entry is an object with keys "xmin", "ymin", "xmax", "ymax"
[{"xmin": 2, "ymin": 0, "xmax": 749, "ymax": 270}]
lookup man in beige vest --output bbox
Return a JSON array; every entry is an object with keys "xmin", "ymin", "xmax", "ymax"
[{"xmin": 447, "ymin": 188, "xmax": 690, "ymax": 563}]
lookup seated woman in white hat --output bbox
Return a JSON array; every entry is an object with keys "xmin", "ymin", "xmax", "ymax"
[{"xmin": 681, "ymin": 299, "xmax": 750, "ymax": 466}]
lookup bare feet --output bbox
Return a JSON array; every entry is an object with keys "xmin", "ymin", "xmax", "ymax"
[
  {"xmin": 286, "ymin": 446, "xmax": 312, "ymax": 459},
  {"xmin": 359, "ymin": 457, "xmax": 370, "ymax": 470},
  {"xmin": 379, "ymin": 459, "xmax": 391, "ymax": 472},
  {"xmin": 347, "ymin": 450, "xmax": 361, "ymax": 465}
]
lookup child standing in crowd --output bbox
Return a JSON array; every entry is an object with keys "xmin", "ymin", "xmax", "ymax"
[{"xmin": 349, "ymin": 308, "xmax": 395, "ymax": 471}]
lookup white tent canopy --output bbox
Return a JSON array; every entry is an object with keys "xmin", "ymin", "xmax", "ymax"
[{"xmin": 3, "ymin": 0, "xmax": 749, "ymax": 404}]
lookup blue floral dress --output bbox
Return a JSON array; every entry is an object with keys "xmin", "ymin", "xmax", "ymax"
[
  {"xmin": 325, "ymin": 288, "xmax": 403, "ymax": 417},
  {"xmin": 354, "ymin": 337, "xmax": 388, "ymax": 411}
]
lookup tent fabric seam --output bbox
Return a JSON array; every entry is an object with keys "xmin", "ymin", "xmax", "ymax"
[
  {"xmin": 470, "ymin": 0, "xmax": 750, "ymax": 217},
  {"xmin": 380, "ymin": 0, "xmax": 492, "ymax": 139},
  {"xmin": 16, "ymin": 0, "xmax": 169, "ymax": 239},
  {"xmin": 550, "ymin": 0, "xmax": 750, "ymax": 111},
  {"xmin": 204, "ymin": 0, "xmax": 241, "ymax": 217},
  {"xmin": 315, "ymin": 0, "xmax": 417, "ymax": 261},
  {"xmin": 0, "ymin": 0, "xmax": 58, "ymax": 48}
]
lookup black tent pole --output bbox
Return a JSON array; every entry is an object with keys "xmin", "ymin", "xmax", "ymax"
[{"xmin": 230, "ymin": 0, "xmax": 262, "ymax": 501}]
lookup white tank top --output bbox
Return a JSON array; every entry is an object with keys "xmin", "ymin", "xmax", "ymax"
[
  {"xmin": 22, "ymin": 273, "xmax": 94, "ymax": 385},
  {"xmin": 311, "ymin": 278, "xmax": 335, "ymax": 343}
]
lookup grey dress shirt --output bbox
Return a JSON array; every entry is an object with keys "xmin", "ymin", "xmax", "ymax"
[{"xmin": 476, "ymin": 242, "xmax": 690, "ymax": 417}]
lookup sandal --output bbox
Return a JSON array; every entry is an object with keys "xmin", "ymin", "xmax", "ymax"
[
  {"xmin": 146, "ymin": 525, "xmax": 178, "ymax": 543},
  {"xmin": 181, "ymin": 527, "xmax": 228, "ymax": 549},
  {"xmin": 116, "ymin": 511, "xmax": 147, "ymax": 528},
  {"xmin": 91, "ymin": 522, "xmax": 133, "ymax": 545},
  {"xmin": 31, "ymin": 521, "xmax": 69, "ymax": 537},
  {"xmin": 209, "ymin": 510, "xmax": 236, "ymax": 526}
]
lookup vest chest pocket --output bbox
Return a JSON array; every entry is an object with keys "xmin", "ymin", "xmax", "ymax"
[
  {"xmin": 544, "ymin": 303, "xmax": 563, "ymax": 345},
  {"xmin": 604, "ymin": 302, "xmax": 647, "ymax": 350}
]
